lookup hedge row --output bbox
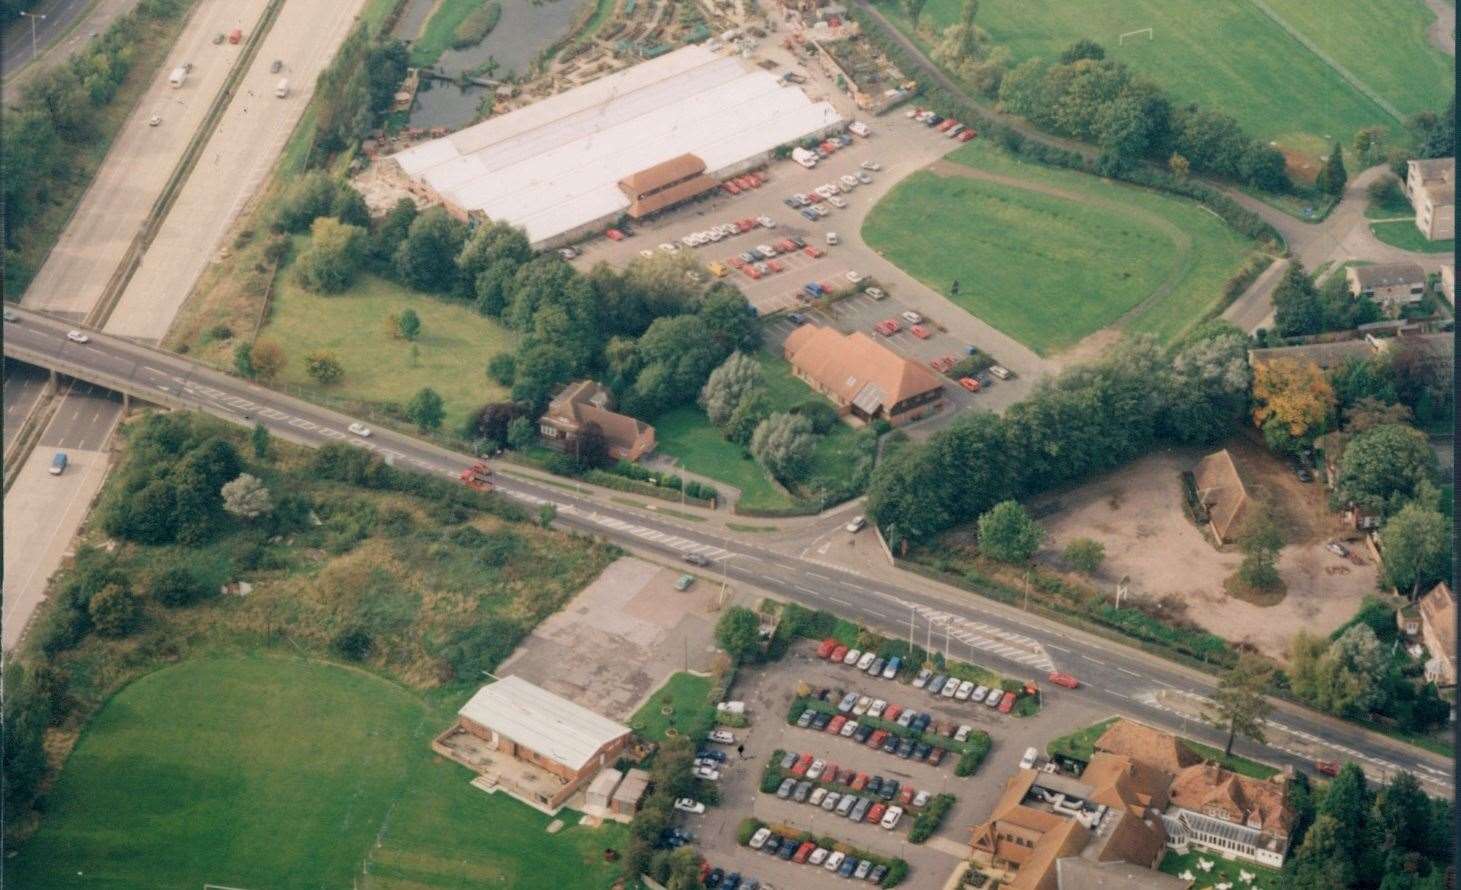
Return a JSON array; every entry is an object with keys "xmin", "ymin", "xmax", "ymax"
[{"xmin": 907, "ymin": 793, "xmax": 956, "ymax": 844}]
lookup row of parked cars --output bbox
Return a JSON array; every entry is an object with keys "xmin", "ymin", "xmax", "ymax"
[
  {"xmin": 784, "ymin": 166, "xmax": 878, "ymax": 222},
  {"xmin": 794, "ymin": 693, "xmax": 954, "ymax": 767},
  {"xmin": 669, "ymin": 215, "xmax": 776, "ymax": 252},
  {"xmin": 776, "ymin": 749, "xmax": 933, "ymax": 815},
  {"xmin": 746, "ymin": 827, "xmax": 891, "ymax": 883},
  {"xmin": 721, "ymin": 169, "xmax": 769, "ymax": 196},
  {"xmin": 816, "ymin": 638, "xmax": 1019, "ymax": 713},
  {"xmin": 699, "ymin": 866, "xmax": 764, "ymax": 890},
  {"xmin": 716, "ymin": 236, "xmax": 816, "ymax": 281},
  {"xmin": 906, "ymin": 107, "xmax": 977, "ymax": 142}
]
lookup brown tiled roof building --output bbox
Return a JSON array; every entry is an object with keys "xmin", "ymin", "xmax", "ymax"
[
  {"xmin": 539, "ymin": 380, "xmax": 656, "ymax": 462},
  {"xmin": 618, "ymin": 154, "xmax": 719, "ymax": 219},
  {"xmin": 1191, "ymin": 449, "xmax": 1249, "ymax": 545},
  {"xmin": 1418, "ymin": 581, "xmax": 1456, "ymax": 686},
  {"xmin": 783, "ymin": 326, "xmax": 943, "ymax": 427},
  {"xmin": 1094, "ymin": 720, "xmax": 1202, "ymax": 776}
]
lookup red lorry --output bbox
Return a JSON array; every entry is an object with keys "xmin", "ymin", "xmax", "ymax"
[{"xmin": 459, "ymin": 461, "xmax": 493, "ymax": 492}]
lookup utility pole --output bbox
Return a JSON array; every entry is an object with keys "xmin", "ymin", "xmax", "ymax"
[
  {"xmin": 19, "ymin": 10, "xmax": 45, "ymax": 58},
  {"xmin": 908, "ymin": 604, "xmax": 915, "ymax": 659}
]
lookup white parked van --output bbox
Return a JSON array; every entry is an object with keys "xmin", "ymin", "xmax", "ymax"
[
  {"xmin": 168, "ymin": 66, "xmax": 188, "ymax": 88},
  {"xmin": 274, "ymin": 78, "xmax": 289, "ymax": 98}
]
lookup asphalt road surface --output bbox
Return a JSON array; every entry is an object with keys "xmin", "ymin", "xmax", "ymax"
[
  {"xmin": 2, "ymin": 306, "xmax": 1451, "ymax": 796},
  {"xmin": 1, "ymin": 0, "xmax": 92, "ymax": 77},
  {"xmin": 3, "ymin": 360, "xmax": 50, "ymax": 450}
]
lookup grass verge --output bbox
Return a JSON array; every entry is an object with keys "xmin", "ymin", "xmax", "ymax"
[
  {"xmin": 410, "ymin": 0, "xmax": 491, "ymax": 66},
  {"xmin": 1369, "ymin": 220, "xmax": 1455, "ymax": 253},
  {"xmin": 1159, "ymin": 849, "xmax": 1283, "ymax": 890}
]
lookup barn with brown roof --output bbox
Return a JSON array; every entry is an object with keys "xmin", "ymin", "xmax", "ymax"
[
  {"xmin": 1191, "ymin": 449, "xmax": 1250, "ymax": 545},
  {"xmin": 539, "ymin": 380, "xmax": 656, "ymax": 462},
  {"xmin": 782, "ymin": 326, "xmax": 944, "ymax": 427}
]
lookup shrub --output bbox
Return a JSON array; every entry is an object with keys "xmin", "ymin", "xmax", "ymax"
[
  {"xmin": 954, "ymin": 732, "xmax": 991, "ymax": 777},
  {"xmin": 451, "ymin": 0, "xmax": 501, "ymax": 48},
  {"xmin": 736, "ymin": 816, "xmax": 762, "ymax": 845},
  {"xmin": 332, "ymin": 627, "xmax": 373, "ymax": 661},
  {"xmin": 907, "ymin": 793, "xmax": 956, "ymax": 843},
  {"xmin": 152, "ymin": 566, "xmax": 209, "ymax": 607}
]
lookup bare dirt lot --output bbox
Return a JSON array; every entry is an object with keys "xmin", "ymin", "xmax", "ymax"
[
  {"xmin": 1034, "ymin": 435, "xmax": 1377, "ymax": 661},
  {"xmin": 499, "ymin": 556, "xmax": 747, "ymax": 721}
]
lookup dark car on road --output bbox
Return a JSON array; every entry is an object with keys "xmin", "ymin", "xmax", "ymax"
[{"xmin": 683, "ymin": 552, "xmax": 710, "ymax": 566}]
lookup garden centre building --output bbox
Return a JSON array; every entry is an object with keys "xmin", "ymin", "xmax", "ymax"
[{"xmin": 389, "ymin": 44, "xmax": 843, "ymax": 247}]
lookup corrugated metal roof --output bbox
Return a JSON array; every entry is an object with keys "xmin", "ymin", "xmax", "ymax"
[
  {"xmin": 391, "ymin": 45, "xmax": 842, "ymax": 245},
  {"xmin": 458, "ymin": 676, "xmax": 630, "ymax": 772}
]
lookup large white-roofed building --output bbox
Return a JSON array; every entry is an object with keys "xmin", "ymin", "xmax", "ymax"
[
  {"xmin": 436, "ymin": 675, "xmax": 633, "ymax": 811},
  {"xmin": 389, "ymin": 44, "xmax": 844, "ymax": 247}
]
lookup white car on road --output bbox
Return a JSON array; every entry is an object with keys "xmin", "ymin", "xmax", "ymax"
[
  {"xmin": 901, "ymin": 310, "xmax": 923, "ymax": 324},
  {"xmin": 347, "ymin": 422, "xmax": 372, "ymax": 437},
  {"xmin": 673, "ymin": 798, "xmax": 706, "ymax": 814},
  {"xmin": 66, "ymin": 330, "xmax": 90, "ymax": 343}
]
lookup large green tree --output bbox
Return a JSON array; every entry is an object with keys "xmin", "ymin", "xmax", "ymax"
[
  {"xmin": 1316, "ymin": 142, "xmax": 1348, "ymax": 196},
  {"xmin": 394, "ymin": 207, "xmax": 468, "ymax": 292},
  {"xmin": 295, "ymin": 216, "xmax": 366, "ymax": 293},
  {"xmin": 977, "ymin": 500, "xmax": 1042, "ymax": 564},
  {"xmin": 406, "ymin": 387, "xmax": 445, "ymax": 431},
  {"xmin": 1207, "ymin": 653, "xmax": 1273, "ymax": 756},
  {"xmin": 1333, "ymin": 423, "xmax": 1437, "ymax": 517},
  {"xmin": 714, "ymin": 606, "xmax": 761, "ymax": 661},
  {"xmin": 1379, "ymin": 502, "xmax": 1451, "ymax": 597}
]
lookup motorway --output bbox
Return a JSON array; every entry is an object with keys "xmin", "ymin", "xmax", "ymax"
[{"xmin": 2, "ymin": 305, "xmax": 1452, "ymax": 796}]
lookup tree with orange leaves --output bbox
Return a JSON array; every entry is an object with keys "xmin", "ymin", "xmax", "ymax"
[{"xmin": 1251, "ymin": 358, "xmax": 1334, "ymax": 445}]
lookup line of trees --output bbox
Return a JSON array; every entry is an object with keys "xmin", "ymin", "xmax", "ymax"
[
  {"xmin": 867, "ymin": 321, "xmax": 1252, "ymax": 547},
  {"xmin": 308, "ymin": 24, "xmax": 407, "ymax": 163},
  {"xmin": 2, "ymin": 0, "xmax": 189, "ymax": 294},
  {"xmin": 996, "ymin": 44, "xmax": 1289, "ymax": 191}
]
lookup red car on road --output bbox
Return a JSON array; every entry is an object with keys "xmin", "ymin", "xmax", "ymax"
[
  {"xmin": 910, "ymin": 324, "xmax": 931, "ymax": 339},
  {"xmin": 1315, "ymin": 760, "xmax": 1341, "ymax": 777},
  {"xmin": 1048, "ymin": 672, "xmax": 1080, "ymax": 689}
]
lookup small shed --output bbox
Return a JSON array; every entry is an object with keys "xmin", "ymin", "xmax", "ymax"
[
  {"xmin": 585, "ymin": 767, "xmax": 624, "ymax": 809},
  {"xmin": 610, "ymin": 768, "xmax": 651, "ymax": 815},
  {"xmin": 1192, "ymin": 449, "xmax": 1249, "ymax": 545}
]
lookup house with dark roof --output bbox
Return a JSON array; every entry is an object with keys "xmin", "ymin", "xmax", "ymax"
[
  {"xmin": 1346, "ymin": 263, "xmax": 1427, "ymax": 316},
  {"xmin": 1191, "ymin": 450, "xmax": 1249, "ymax": 545},
  {"xmin": 1406, "ymin": 158, "xmax": 1455, "ymax": 240},
  {"xmin": 782, "ymin": 326, "xmax": 943, "ymax": 427},
  {"xmin": 539, "ymin": 380, "xmax": 656, "ymax": 462}
]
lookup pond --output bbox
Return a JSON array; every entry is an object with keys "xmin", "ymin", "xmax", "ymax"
[{"xmin": 402, "ymin": 0, "xmax": 593, "ymax": 131}]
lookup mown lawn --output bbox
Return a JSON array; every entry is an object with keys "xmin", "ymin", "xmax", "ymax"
[
  {"xmin": 879, "ymin": 0, "xmax": 1451, "ymax": 152},
  {"xmin": 8, "ymin": 656, "xmax": 628, "ymax": 889},
  {"xmin": 1369, "ymin": 219, "xmax": 1455, "ymax": 254},
  {"xmin": 651, "ymin": 352, "xmax": 874, "ymax": 512},
  {"xmin": 264, "ymin": 270, "xmax": 512, "ymax": 433},
  {"xmin": 1159, "ymin": 849, "xmax": 1283, "ymax": 890},
  {"xmin": 630, "ymin": 672, "xmax": 714, "ymax": 742},
  {"xmin": 863, "ymin": 143, "xmax": 1250, "ymax": 353}
]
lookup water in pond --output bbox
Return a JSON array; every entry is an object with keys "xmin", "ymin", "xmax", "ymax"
[
  {"xmin": 405, "ymin": 0, "xmax": 592, "ymax": 132},
  {"xmin": 392, "ymin": 0, "xmax": 437, "ymax": 40}
]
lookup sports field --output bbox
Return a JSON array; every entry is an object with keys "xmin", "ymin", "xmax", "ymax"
[
  {"xmin": 7, "ymin": 656, "xmax": 628, "ymax": 889},
  {"xmin": 896, "ymin": 0, "xmax": 1452, "ymax": 152},
  {"xmin": 861, "ymin": 142, "xmax": 1251, "ymax": 354}
]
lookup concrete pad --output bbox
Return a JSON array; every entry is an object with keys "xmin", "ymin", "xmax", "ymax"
[
  {"xmin": 20, "ymin": 0, "xmax": 272, "ymax": 315},
  {"xmin": 499, "ymin": 556, "xmax": 742, "ymax": 721},
  {"xmin": 106, "ymin": 0, "xmax": 369, "ymax": 341},
  {"xmin": 3, "ymin": 445, "xmax": 112, "ymax": 651}
]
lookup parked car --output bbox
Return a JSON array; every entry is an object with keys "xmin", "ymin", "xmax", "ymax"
[
  {"xmin": 959, "ymin": 377, "xmax": 981, "ymax": 392},
  {"xmin": 867, "ymin": 658, "xmax": 885, "ymax": 677},
  {"xmin": 825, "ymin": 850, "xmax": 846, "ymax": 872},
  {"xmin": 867, "ymin": 699, "xmax": 887, "ymax": 719},
  {"xmin": 857, "ymin": 652, "xmax": 877, "ymax": 671},
  {"xmin": 955, "ymin": 680, "xmax": 975, "ymax": 701},
  {"xmin": 1326, "ymin": 541, "xmax": 1349, "ymax": 557},
  {"xmin": 825, "ymin": 231, "xmax": 839, "ymax": 245},
  {"xmin": 883, "ymin": 656, "xmax": 901, "ymax": 679},
  {"xmin": 793, "ymin": 841, "xmax": 815, "ymax": 863},
  {"xmin": 881, "ymin": 734, "xmax": 899, "ymax": 754},
  {"xmin": 954, "ymin": 724, "xmax": 973, "ymax": 743},
  {"xmin": 849, "ymin": 797, "xmax": 872, "ymax": 822},
  {"xmin": 853, "ymin": 859, "xmax": 873, "ymax": 879},
  {"xmin": 827, "ymin": 195, "xmax": 847, "ymax": 209},
  {"xmin": 749, "ymin": 827, "xmax": 771, "ymax": 849},
  {"xmin": 853, "ymin": 723, "xmax": 874, "ymax": 743},
  {"xmin": 846, "ymin": 515, "xmax": 867, "ymax": 533},
  {"xmin": 807, "ymin": 758, "xmax": 826, "ymax": 780},
  {"xmin": 865, "ymin": 286, "xmax": 885, "ymax": 299},
  {"xmin": 926, "ymin": 746, "xmax": 946, "ymax": 766},
  {"xmin": 999, "ymin": 693, "xmax": 1016, "ymax": 714},
  {"xmin": 822, "ymin": 791, "xmax": 841, "ymax": 811},
  {"xmin": 836, "ymin": 794, "xmax": 858, "ymax": 816},
  {"xmin": 840, "ymin": 720, "xmax": 859, "ymax": 738},
  {"xmin": 896, "ymin": 738, "xmax": 915, "ymax": 759},
  {"xmin": 791, "ymin": 753, "xmax": 813, "ymax": 776},
  {"xmin": 913, "ymin": 741, "xmax": 932, "ymax": 761},
  {"xmin": 674, "ymin": 798, "xmax": 705, "ymax": 814},
  {"xmin": 913, "ymin": 669, "xmax": 932, "ymax": 688},
  {"xmin": 793, "ymin": 780, "xmax": 813, "ymax": 802},
  {"xmin": 762, "ymin": 834, "xmax": 783, "ymax": 855},
  {"xmin": 780, "ymin": 750, "xmax": 799, "ymax": 770},
  {"xmin": 843, "ymin": 647, "xmax": 862, "ymax": 666},
  {"xmin": 838, "ymin": 857, "xmax": 857, "ymax": 878},
  {"xmin": 693, "ymin": 765, "xmax": 720, "ymax": 780},
  {"xmin": 776, "ymin": 777, "xmax": 796, "ymax": 799},
  {"xmin": 1315, "ymin": 760, "xmax": 1341, "ymax": 777},
  {"xmin": 811, "ymin": 711, "xmax": 831, "ymax": 730},
  {"xmin": 707, "ymin": 728, "xmax": 735, "ymax": 744},
  {"xmin": 808, "ymin": 847, "xmax": 829, "ymax": 866},
  {"xmin": 913, "ymin": 790, "xmax": 931, "ymax": 808},
  {"xmin": 926, "ymin": 674, "xmax": 947, "ymax": 694},
  {"xmin": 896, "ymin": 710, "xmax": 915, "ymax": 728},
  {"xmin": 986, "ymin": 690, "xmax": 1006, "ymax": 709},
  {"xmin": 989, "ymin": 364, "xmax": 1014, "ymax": 380},
  {"xmin": 831, "ymin": 644, "xmax": 849, "ymax": 662},
  {"xmin": 942, "ymin": 679, "xmax": 959, "ymax": 699}
]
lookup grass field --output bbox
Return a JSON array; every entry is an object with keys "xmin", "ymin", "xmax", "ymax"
[
  {"xmin": 265, "ymin": 270, "xmax": 512, "ymax": 433},
  {"xmin": 1369, "ymin": 219, "xmax": 1456, "ymax": 253},
  {"xmin": 880, "ymin": 0, "xmax": 1451, "ymax": 154},
  {"xmin": 7, "ymin": 656, "xmax": 628, "ymax": 889},
  {"xmin": 862, "ymin": 143, "xmax": 1251, "ymax": 353},
  {"xmin": 652, "ymin": 353, "xmax": 874, "ymax": 512},
  {"xmin": 631, "ymin": 672, "xmax": 714, "ymax": 742}
]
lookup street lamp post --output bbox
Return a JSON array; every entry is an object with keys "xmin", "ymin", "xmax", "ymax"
[{"xmin": 19, "ymin": 10, "xmax": 46, "ymax": 58}]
